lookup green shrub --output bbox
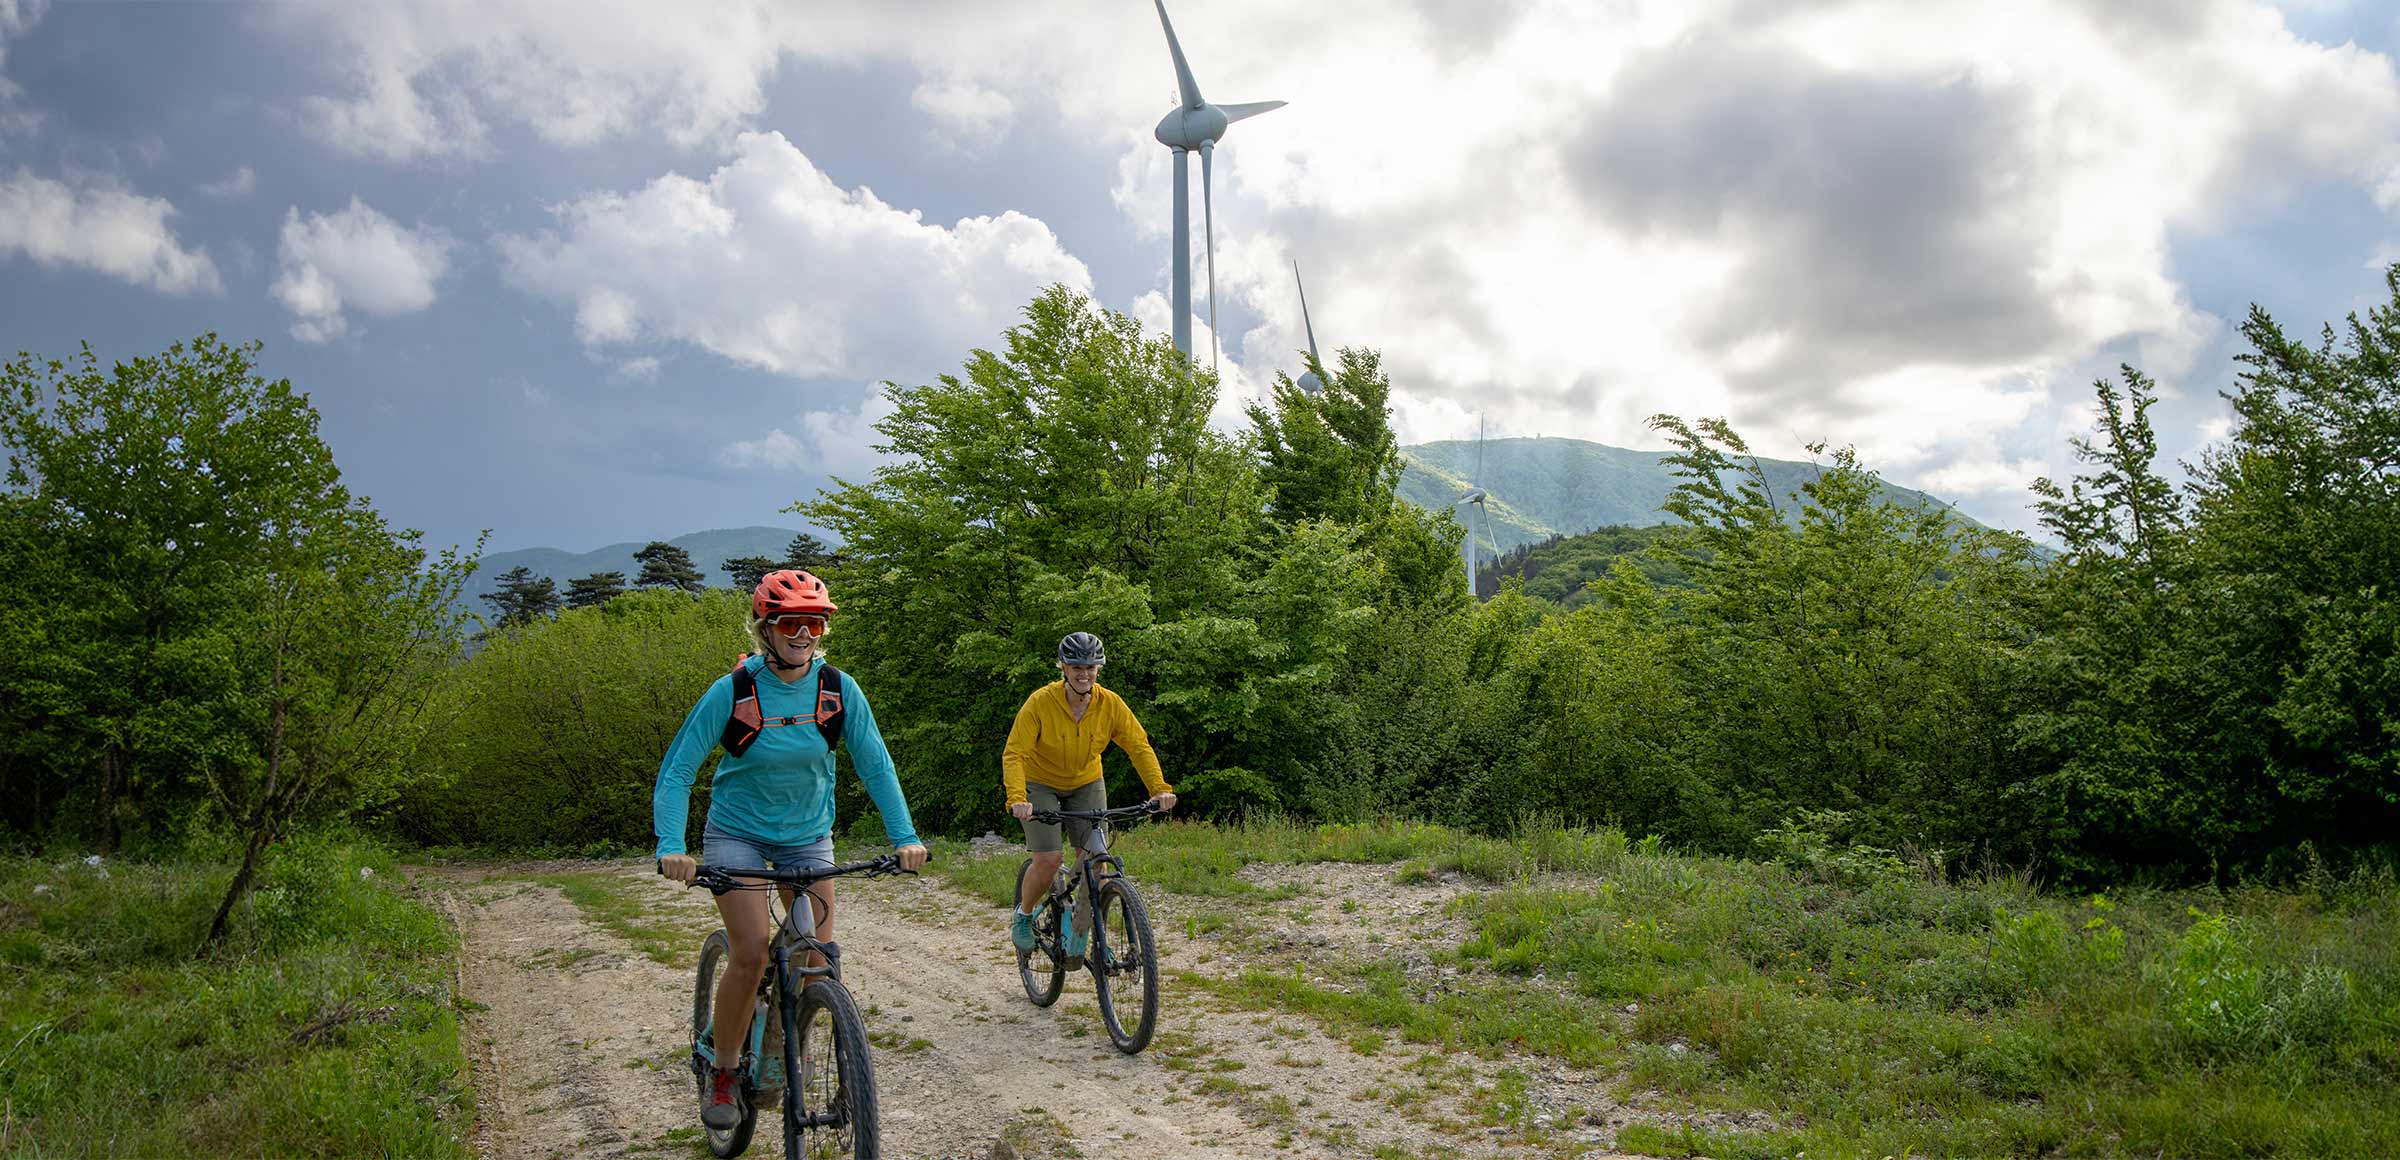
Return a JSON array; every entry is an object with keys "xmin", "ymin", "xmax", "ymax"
[{"xmin": 2153, "ymin": 909, "xmax": 2355, "ymax": 1058}]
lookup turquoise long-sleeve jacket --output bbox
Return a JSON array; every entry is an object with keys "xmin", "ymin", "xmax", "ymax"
[{"xmin": 651, "ymin": 654, "xmax": 921, "ymax": 858}]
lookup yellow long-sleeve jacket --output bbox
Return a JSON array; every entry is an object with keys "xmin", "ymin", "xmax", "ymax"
[{"xmin": 1001, "ymin": 680, "xmax": 1171, "ymax": 806}]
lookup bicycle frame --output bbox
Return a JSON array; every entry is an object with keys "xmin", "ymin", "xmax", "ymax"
[
  {"xmin": 681, "ymin": 856, "xmax": 915, "ymax": 1149},
  {"xmin": 1028, "ymin": 803, "xmax": 1155, "ymax": 974}
]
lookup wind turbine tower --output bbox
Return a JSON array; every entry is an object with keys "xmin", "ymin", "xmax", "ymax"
[
  {"xmin": 1293, "ymin": 260, "xmax": 1324, "ymax": 395},
  {"xmin": 1455, "ymin": 418, "xmax": 1489, "ymax": 598},
  {"xmin": 1151, "ymin": 0, "xmax": 1285, "ymax": 373}
]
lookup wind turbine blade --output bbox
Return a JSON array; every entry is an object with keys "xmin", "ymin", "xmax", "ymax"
[
  {"xmin": 1203, "ymin": 143, "xmax": 1218, "ymax": 377},
  {"xmin": 1154, "ymin": 0, "xmax": 1205, "ymax": 109},
  {"xmin": 1294, "ymin": 260, "xmax": 1322, "ymax": 367},
  {"xmin": 1473, "ymin": 415, "xmax": 1486, "ymax": 488},
  {"xmin": 1219, "ymin": 99, "xmax": 1286, "ymax": 123}
]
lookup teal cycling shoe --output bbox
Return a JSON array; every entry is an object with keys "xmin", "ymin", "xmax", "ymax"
[{"xmin": 1011, "ymin": 911, "xmax": 1037, "ymax": 953}]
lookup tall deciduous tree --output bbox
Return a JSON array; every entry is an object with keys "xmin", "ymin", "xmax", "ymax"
[
  {"xmin": 0, "ymin": 335, "xmax": 475, "ymax": 883},
  {"xmin": 2019, "ymin": 273, "xmax": 2400, "ymax": 874},
  {"xmin": 802, "ymin": 286, "xmax": 1315, "ymax": 828},
  {"xmin": 1648, "ymin": 416, "xmax": 2039, "ymax": 852},
  {"xmin": 633, "ymin": 541, "xmax": 704, "ymax": 593}
]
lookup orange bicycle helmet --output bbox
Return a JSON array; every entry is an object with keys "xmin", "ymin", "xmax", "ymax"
[{"xmin": 752, "ymin": 569, "xmax": 838, "ymax": 618}]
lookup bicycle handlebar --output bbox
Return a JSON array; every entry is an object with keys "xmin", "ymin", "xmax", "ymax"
[
  {"xmin": 1025, "ymin": 801, "xmax": 1164, "ymax": 825},
  {"xmin": 660, "ymin": 853, "xmax": 929, "ymax": 896}
]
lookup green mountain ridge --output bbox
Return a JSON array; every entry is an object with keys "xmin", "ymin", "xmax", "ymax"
[{"xmin": 1399, "ymin": 436, "xmax": 1978, "ymax": 555}]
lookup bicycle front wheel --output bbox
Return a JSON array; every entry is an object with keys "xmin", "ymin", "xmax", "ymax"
[
  {"xmin": 793, "ymin": 978, "xmax": 879, "ymax": 1160},
  {"xmin": 693, "ymin": 929, "xmax": 758, "ymax": 1158},
  {"xmin": 1090, "ymin": 877, "xmax": 1159, "ymax": 1054},
  {"xmin": 1015, "ymin": 858, "xmax": 1066, "ymax": 1008}
]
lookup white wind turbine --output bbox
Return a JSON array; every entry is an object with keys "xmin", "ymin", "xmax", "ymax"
[
  {"xmin": 1292, "ymin": 260, "xmax": 1324, "ymax": 396},
  {"xmin": 1454, "ymin": 417, "xmax": 1490, "ymax": 597},
  {"xmin": 1151, "ymin": 0, "xmax": 1285, "ymax": 374}
]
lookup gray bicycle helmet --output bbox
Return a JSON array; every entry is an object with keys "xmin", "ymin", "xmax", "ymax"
[{"xmin": 1057, "ymin": 631, "xmax": 1106, "ymax": 665}]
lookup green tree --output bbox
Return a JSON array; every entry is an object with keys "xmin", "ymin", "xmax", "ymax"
[
  {"xmin": 784, "ymin": 532, "xmax": 834, "ymax": 570},
  {"xmin": 397, "ymin": 588, "xmax": 745, "ymax": 851},
  {"xmin": 203, "ymin": 496, "xmax": 475, "ymax": 946},
  {"xmin": 720, "ymin": 555, "xmax": 779, "ymax": 590},
  {"xmin": 0, "ymin": 335, "xmax": 474, "ymax": 875},
  {"xmin": 2, "ymin": 336, "xmax": 324, "ymax": 849},
  {"xmin": 1647, "ymin": 416, "xmax": 2039, "ymax": 851},
  {"xmin": 2019, "ymin": 274, "xmax": 2400, "ymax": 874},
  {"xmin": 2199, "ymin": 288, "xmax": 2400, "ymax": 828},
  {"xmin": 1248, "ymin": 348, "xmax": 1403, "ymax": 527},
  {"xmin": 479, "ymin": 565, "xmax": 562, "ymax": 629},
  {"xmin": 802, "ymin": 286, "xmax": 1300, "ymax": 828},
  {"xmin": 565, "ymin": 570, "xmax": 627, "ymax": 609},
  {"xmin": 634, "ymin": 541, "xmax": 704, "ymax": 593}
]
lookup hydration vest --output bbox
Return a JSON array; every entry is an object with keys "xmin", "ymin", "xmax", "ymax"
[{"xmin": 720, "ymin": 655, "xmax": 846, "ymax": 757}]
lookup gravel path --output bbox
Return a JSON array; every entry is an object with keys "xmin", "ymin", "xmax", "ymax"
[{"xmin": 420, "ymin": 855, "xmax": 1660, "ymax": 1160}]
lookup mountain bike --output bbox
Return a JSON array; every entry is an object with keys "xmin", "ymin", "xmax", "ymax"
[
  {"xmin": 1015, "ymin": 802, "xmax": 1161, "ymax": 1054},
  {"xmin": 674, "ymin": 854, "xmax": 921, "ymax": 1160}
]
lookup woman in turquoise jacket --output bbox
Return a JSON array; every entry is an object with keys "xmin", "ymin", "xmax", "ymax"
[{"xmin": 652, "ymin": 568, "xmax": 927, "ymax": 1130}]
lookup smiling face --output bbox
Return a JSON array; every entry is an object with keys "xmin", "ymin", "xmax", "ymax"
[
  {"xmin": 1060, "ymin": 661, "xmax": 1100, "ymax": 695},
  {"xmin": 760, "ymin": 613, "xmax": 824, "ymax": 667}
]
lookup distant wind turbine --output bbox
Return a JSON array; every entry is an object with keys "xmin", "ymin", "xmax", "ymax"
[
  {"xmin": 1292, "ymin": 260, "xmax": 1324, "ymax": 396},
  {"xmin": 1454, "ymin": 417, "xmax": 1489, "ymax": 597},
  {"xmin": 1151, "ymin": 0, "xmax": 1284, "ymax": 375}
]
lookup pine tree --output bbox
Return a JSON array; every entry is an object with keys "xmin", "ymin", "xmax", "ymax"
[
  {"xmin": 784, "ymin": 532, "xmax": 833, "ymax": 570},
  {"xmin": 480, "ymin": 565, "xmax": 562, "ymax": 628},
  {"xmin": 721, "ymin": 556, "xmax": 778, "ymax": 590},
  {"xmin": 633, "ymin": 541, "xmax": 704, "ymax": 593},
  {"xmin": 565, "ymin": 571, "xmax": 627, "ymax": 609}
]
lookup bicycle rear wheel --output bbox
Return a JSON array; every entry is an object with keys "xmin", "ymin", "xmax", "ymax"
[
  {"xmin": 793, "ymin": 978, "xmax": 879, "ymax": 1159},
  {"xmin": 693, "ymin": 929, "xmax": 759, "ymax": 1157},
  {"xmin": 1014, "ymin": 858, "xmax": 1066, "ymax": 1007},
  {"xmin": 1090, "ymin": 877, "xmax": 1160, "ymax": 1054}
]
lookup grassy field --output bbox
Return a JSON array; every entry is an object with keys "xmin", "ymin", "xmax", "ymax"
[
  {"xmin": 937, "ymin": 817, "xmax": 2400, "ymax": 1159},
  {"xmin": 0, "ymin": 838, "xmax": 472, "ymax": 1158}
]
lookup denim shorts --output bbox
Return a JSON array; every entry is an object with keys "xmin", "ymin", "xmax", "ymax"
[{"xmin": 700, "ymin": 824, "xmax": 834, "ymax": 874}]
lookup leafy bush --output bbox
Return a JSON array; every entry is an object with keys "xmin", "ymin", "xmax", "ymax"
[{"xmin": 2154, "ymin": 909, "xmax": 2354, "ymax": 1057}]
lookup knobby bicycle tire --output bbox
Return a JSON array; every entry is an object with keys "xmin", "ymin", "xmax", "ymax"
[
  {"xmin": 793, "ymin": 978, "xmax": 879, "ymax": 1159},
  {"xmin": 694, "ymin": 929, "xmax": 759, "ymax": 1157},
  {"xmin": 1090, "ymin": 877, "xmax": 1160, "ymax": 1054},
  {"xmin": 1014, "ymin": 858, "xmax": 1066, "ymax": 1007}
]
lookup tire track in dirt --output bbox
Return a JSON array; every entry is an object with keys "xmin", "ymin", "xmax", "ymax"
[{"xmin": 421, "ymin": 857, "xmax": 1658, "ymax": 1159}]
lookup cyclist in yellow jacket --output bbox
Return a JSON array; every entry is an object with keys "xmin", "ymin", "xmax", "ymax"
[{"xmin": 1004, "ymin": 632, "xmax": 1175, "ymax": 954}]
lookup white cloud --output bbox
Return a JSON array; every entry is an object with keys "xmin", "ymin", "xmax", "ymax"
[
  {"xmin": 0, "ymin": 170, "xmax": 221, "ymax": 294},
  {"xmin": 271, "ymin": 1, "xmax": 800, "ymax": 160},
  {"xmin": 911, "ymin": 75, "xmax": 1015, "ymax": 150},
  {"xmin": 267, "ymin": 0, "xmax": 2400, "ymax": 520},
  {"xmin": 272, "ymin": 198, "xmax": 454, "ymax": 343},
  {"xmin": 498, "ymin": 130, "xmax": 1093, "ymax": 382},
  {"xmin": 198, "ymin": 165, "xmax": 256, "ymax": 200},
  {"xmin": 723, "ymin": 387, "xmax": 900, "ymax": 481}
]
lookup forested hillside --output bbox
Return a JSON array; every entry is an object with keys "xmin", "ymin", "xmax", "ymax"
[{"xmin": 1399, "ymin": 436, "xmax": 1975, "ymax": 553}]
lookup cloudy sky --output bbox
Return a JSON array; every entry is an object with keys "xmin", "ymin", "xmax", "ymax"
[{"xmin": 3, "ymin": 0, "xmax": 2397, "ymax": 554}]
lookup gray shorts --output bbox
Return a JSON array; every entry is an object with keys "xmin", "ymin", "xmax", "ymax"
[{"xmin": 1021, "ymin": 781, "xmax": 1107, "ymax": 854}]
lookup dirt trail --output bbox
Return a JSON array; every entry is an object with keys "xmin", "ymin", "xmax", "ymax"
[{"xmin": 422, "ymin": 855, "xmax": 1660, "ymax": 1160}]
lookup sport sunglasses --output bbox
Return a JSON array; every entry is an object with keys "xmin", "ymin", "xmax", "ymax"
[{"xmin": 766, "ymin": 614, "xmax": 827, "ymax": 637}]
